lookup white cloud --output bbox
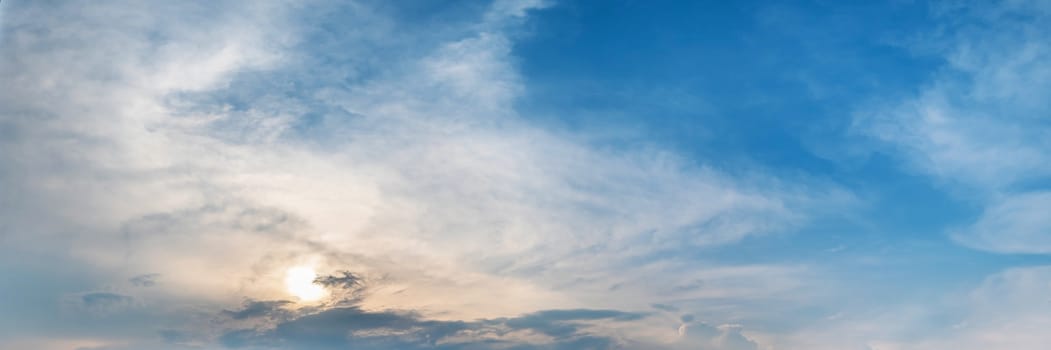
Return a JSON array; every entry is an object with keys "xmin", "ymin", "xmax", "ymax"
[
  {"xmin": 952, "ymin": 191, "xmax": 1051, "ymax": 253},
  {"xmin": 0, "ymin": 0, "xmax": 838, "ymax": 347},
  {"xmin": 854, "ymin": 0, "xmax": 1051, "ymax": 253},
  {"xmin": 836, "ymin": 4, "xmax": 1051, "ymax": 344},
  {"xmin": 830, "ymin": 266, "xmax": 1051, "ymax": 350}
]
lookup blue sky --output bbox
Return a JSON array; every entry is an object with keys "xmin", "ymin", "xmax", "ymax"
[{"xmin": 3, "ymin": 0, "xmax": 1051, "ymax": 349}]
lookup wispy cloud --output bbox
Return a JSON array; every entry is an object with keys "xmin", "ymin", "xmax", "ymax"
[
  {"xmin": 0, "ymin": 0, "xmax": 838, "ymax": 348},
  {"xmin": 129, "ymin": 274, "xmax": 161, "ymax": 288},
  {"xmin": 836, "ymin": 1, "xmax": 1051, "ymax": 347},
  {"xmin": 855, "ymin": 0, "xmax": 1051, "ymax": 254}
]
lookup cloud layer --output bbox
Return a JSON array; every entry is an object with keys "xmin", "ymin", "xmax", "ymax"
[
  {"xmin": 6, "ymin": 0, "xmax": 1051, "ymax": 349},
  {"xmin": 856, "ymin": 0, "xmax": 1051, "ymax": 253},
  {"xmin": 0, "ymin": 0, "xmax": 821, "ymax": 349}
]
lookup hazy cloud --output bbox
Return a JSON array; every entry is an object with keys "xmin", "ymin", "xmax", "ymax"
[
  {"xmin": 129, "ymin": 274, "xmax": 160, "ymax": 287},
  {"xmin": 0, "ymin": 0, "xmax": 841, "ymax": 349},
  {"xmin": 221, "ymin": 306, "xmax": 666, "ymax": 350},
  {"xmin": 80, "ymin": 292, "xmax": 134, "ymax": 308},
  {"xmin": 222, "ymin": 300, "xmax": 294, "ymax": 320},
  {"xmin": 855, "ymin": 0, "xmax": 1051, "ymax": 254}
]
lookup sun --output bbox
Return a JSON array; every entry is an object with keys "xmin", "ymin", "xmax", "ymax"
[{"xmin": 284, "ymin": 266, "xmax": 326, "ymax": 301}]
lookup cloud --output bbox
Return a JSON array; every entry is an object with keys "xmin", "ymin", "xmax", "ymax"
[
  {"xmin": 64, "ymin": 292, "xmax": 137, "ymax": 317},
  {"xmin": 943, "ymin": 266, "xmax": 1051, "ymax": 349},
  {"xmin": 952, "ymin": 191, "xmax": 1051, "ymax": 253},
  {"xmin": 854, "ymin": 0, "xmax": 1051, "ymax": 253},
  {"xmin": 80, "ymin": 292, "xmax": 135, "ymax": 308},
  {"xmin": 650, "ymin": 304, "xmax": 678, "ymax": 312},
  {"xmin": 792, "ymin": 266, "xmax": 1051, "ymax": 350},
  {"xmin": 222, "ymin": 300, "xmax": 293, "ymax": 320},
  {"xmin": 129, "ymin": 274, "xmax": 161, "ymax": 288},
  {"xmin": 314, "ymin": 271, "xmax": 363, "ymax": 290},
  {"xmin": 1, "ymin": 0, "xmax": 821, "ymax": 309},
  {"xmin": 0, "ymin": 0, "xmax": 833, "ymax": 348},
  {"xmin": 217, "ymin": 305, "xmax": 763, "ymax": 350},
  {"xmin": 737, "ymin": 263, "xmax": 1051, "ymax": 350}
]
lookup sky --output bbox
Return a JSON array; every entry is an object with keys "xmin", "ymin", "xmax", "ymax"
[{"xmin": 2, "ymin": 0, "xmax": 1051, "ymax": 349}]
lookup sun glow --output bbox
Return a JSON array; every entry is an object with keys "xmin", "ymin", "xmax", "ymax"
[{"xmin": 285, "ymin": 266, "xmax": 326, "ymax": 302}]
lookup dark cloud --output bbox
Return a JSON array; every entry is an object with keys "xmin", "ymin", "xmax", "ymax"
[
  {"xmin": 222, "ymin": 300, "xmax": 293, "ymax": 320},
  {"xmin": 220, "ymin": 307, "xmax": 646, "ymax": 350},
  {"xmin": 75, "ymin": 343, "xmax": 208, "ymax": 350},
  {"xmin": 81, "ymin": 292, "xmax": 133, "ymax": 307},
  {"xmin": 70, "ymin": 292, "xmax": 136, "ymax": 315},
  {"xmin": 219, "ymin": 307, "xmax": 460, "ymax": 349},
  {"xmin": 314, "ymin": 270, "xmax": 363, "ymax": 290},
  {"xmin": 650, "ymin": 303, "xmax": 678, "ymax": 312},
  {"xmin": 503, "ymin": 309, "xmax": 645, "ymax": 338},
  {"xmin": 129, "ymin": 273, "xmax": 160, "ymax": 287}
]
